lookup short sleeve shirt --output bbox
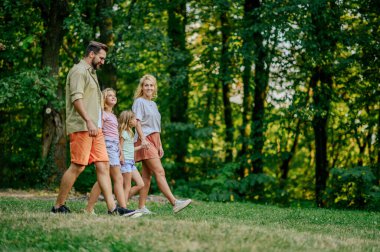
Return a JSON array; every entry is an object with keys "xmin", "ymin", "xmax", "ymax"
[
  {"xmin": 121, "ymin": 130, "xmax": 134, "ymax": 160},
  {"xmin": 132, "ymin": 97, "xmax": 161, "ymax": 142},
  {"xmin": 102, "ymin": 111, "xmax": 119, "ymax": 142}
]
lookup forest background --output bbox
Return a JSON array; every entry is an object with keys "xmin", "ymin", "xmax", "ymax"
[{"xmin": 0, "ymin": 0, "xmax": 379, "ymax": 210}]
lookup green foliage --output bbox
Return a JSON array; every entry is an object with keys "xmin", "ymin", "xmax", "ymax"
[
  {"xmin": 0, "ymin": 69, "xmax": 58, "ymax": 108},
  {"xmin": 73, "ymin": 165, "xmax": 97, "ymax": 193},
  {"xmin": 0, "ymin": 69, "xmax": 59, "ymax": 188},
  {"xmin": 239, "ymin": 173, "xmax": 279, "ymax": 202},
  {"xmin": 326, "ymin": 166, "xmax": 379, "ymax": 209}
]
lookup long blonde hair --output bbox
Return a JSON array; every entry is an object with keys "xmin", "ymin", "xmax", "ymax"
[
  {"xmin": 133, "ymin": 74, "xmax": 158, "ymax": 99},
  {"xmin": 102, "ymin": 88, "xmax": 116, "ymax": 112},
  {"xmin": 118, "ymin": 110, "xmax": 135, "ymax": 138}
]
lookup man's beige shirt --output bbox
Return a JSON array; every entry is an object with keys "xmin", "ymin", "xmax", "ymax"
[{"xmin": 65, "ymin": 59, "xmax": 103, "ymax": 135}]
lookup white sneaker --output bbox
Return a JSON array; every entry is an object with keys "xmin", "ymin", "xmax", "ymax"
[
  {"xmin": 173, "ymin": 199, "xmax": 192, "ymax": 213},
  {"xmin": 130, "ymin": 212, "xmax": 144, "ymax": 218},
  {"xmin": 136, "ymin": 206, "xmax": 154, "ymax": 215},
  {"xmin": 82, "ymin": 209, "xmax": 96, "ymax": 215}
]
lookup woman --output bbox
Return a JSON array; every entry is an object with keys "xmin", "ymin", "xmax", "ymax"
[{"xmin": 133, "ymin": 74, "xmax": 191, "ymax": 214}]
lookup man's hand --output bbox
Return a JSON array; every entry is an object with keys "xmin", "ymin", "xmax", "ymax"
[
  {"xmin": 86, "ymin": 119, "xmax": 98, "ymax": 137},
  {"xmin": 72, "ymin": 99, "xmax": 98, "ymax": 137}
]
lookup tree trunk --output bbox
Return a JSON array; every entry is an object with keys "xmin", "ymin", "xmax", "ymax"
[
  {"xmin": 354, "ymin": 127, "xmax": 366, "ymax": 166},
  {"xmin": 280, "ymin": 85, "xmax": 310, "ymax": 184},
  {"xmin": 238, "ymin": 0, "xmax": 255, "ymax": 178},
  {"xmin": 167, "ymin": 0, "xmax": 191, "ymax": 179},
  {"xmin": 280, "ymin": 119, "xmax": 301, "ymax": 182},
  {"xmin": 39, "ymin": 0, "xmax": 69, "ymax": 178},
  {"xmin": 310, "ymin": 67, "xmax": 332, "ymax": 207},
  {"xmin": 219, "ymin": 3, "xmax": 234, "ymax": 162},
  {"xmin": 250, "ymin": 0, "xmax": 269, "ymax": 175},
  {"xmin": 97, "ymin": 0, "xmax": 117, "ymax": 90},
  {"xmin": 309, "ymin": 1, "xmax": 339, "ymax": 207},
  {"xmin": 377, "ymin": 108, "xmax": 380, "ymax": 185}
]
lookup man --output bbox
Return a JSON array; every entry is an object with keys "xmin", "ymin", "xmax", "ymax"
[{"xmin": 51, "ymin": 41, "xmax": 133, "ymax": 215}]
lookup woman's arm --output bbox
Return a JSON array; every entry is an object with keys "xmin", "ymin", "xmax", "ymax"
[
  {"xmin": 135, "ymin": 120, "xmax": 150, "ymax": 149},
  {"xmin": 158, "ymin": 134, "xmax": 164, "ymax": 158}
]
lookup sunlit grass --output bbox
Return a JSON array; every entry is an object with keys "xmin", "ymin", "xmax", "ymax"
[{"xmin": 0, "ymin": 196, "xmax": 379, "ymax": 251}]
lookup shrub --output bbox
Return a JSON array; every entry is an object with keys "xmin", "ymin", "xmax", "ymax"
[
  {"xmin": 326, "ymin": 166, "xmax": 379, "ymax": 209},
  {"xmin": 73, "ymin": 165, "xmax": 97, "ymax": 193}
]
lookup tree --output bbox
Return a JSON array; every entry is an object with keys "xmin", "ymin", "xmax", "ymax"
[
  {"xmin": 37, "ymin": 0, "xmax": 69, "ymax": 178},
  {"xmin": 218, "ymin": 0, "xmax": 234, "ymax": 162},
  {"xmin": 307, "ymin": 1, "xmax": 341, "ymax": 207},
  {"xmin": 238, "ymin": 0, "xmax": 255, "ymax": 178},
  {"xmin": 166, "ymin": 0, "xmax": 192, "ymax": 178},
  {"xmin": 249, "ymin": 0, "xmax": 270, "ymax": 175},
  {"xmin": 97, "ymin": 0, "xmax": 117, "ymax": 90}
]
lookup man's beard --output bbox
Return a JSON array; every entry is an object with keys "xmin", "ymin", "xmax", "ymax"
[{"xmin": 91, "ymin": 59, "xmax": 100, "ymax": 70}]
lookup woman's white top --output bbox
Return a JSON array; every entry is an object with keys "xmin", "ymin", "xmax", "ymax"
[{"xmin": 132, "ymin": 97, "xmax": 161, "ymax": 142}]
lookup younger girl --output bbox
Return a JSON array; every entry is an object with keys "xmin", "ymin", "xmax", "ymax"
[
  {"xmin": 119, "ymin": 110, "xmax": 145, "ymax": 206},
  {"xmin": 85, "ymin": 88, "xmax": 135, "ymax": 216}
]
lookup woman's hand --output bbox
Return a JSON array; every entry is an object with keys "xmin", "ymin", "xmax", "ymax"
[
  {"xmin": 141, "ymin": 137, "xmax": 150, "ymax": 149},
  {"xmin": 158, "ymin": 146, "xmax": 164, "ymax": 158}
]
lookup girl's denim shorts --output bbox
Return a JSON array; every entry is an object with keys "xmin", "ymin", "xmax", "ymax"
[
  {"xmin": 120, "ymin": 159, "xmax": 137, "ymax": 174},
  {"xmin": 105, "ymin": 139, "xmax": 121, "ymax": 167}
]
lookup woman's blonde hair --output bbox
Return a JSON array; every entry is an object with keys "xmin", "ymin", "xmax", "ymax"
[
  {"xmin": 102, "ymin": 88, "xmax": 116, "ymax": 111},
  {"xmin": 133, "ymin": 74, "xmax": 158, "ymax": 99},
  {"xmin": 118, "ymin": 110, "xmax": 135, "ymax": 138}
]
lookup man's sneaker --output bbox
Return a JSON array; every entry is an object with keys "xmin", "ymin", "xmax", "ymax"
[
  {"xmin": 173, "ymin": 199, "xmax": 192, "ymax": 213},
  {"xmin": 135, "ymin": 206, "xmax": 154, "ymax": 215},
  {"xmin": 108, "ymin": 207, "xmax": 136, "ymax": 217},
  {"xmin": 51, "ymin": 205, "xmax": 71, "ymax": 214}
]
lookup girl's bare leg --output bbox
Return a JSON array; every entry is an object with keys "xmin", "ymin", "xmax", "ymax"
[
  {"xmin": 138, "ymin": 162, "xmax": 152, "ymax": 209},
  {"xmin": 110, "ymin": 166, "xmax": 127, "ymax": 208},
  {"xmin": 129, "ymin": 169, "xmax": 145, "ymax": 198},
  {"xmin": 122, "ymin": 172, "xmax": 132, "ymax": 205}
]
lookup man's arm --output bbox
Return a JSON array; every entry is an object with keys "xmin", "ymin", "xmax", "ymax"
[{"xmin": 73, "ymin": 99, "xmax": 98, "ymax": 137}]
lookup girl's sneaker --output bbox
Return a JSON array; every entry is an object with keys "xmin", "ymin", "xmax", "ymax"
[
  {"xmin": 173, "ymin": 199, "xmax": 192, "ymax": 213},
  {"xmin": 82, "ymin": 209, "xmax": 96, "ymax": 215},
  {"xmin": 130, "ymin": 212, "xmax": 144, "ymax": 218},
  {"xmin": 136, "ymin": 206, "xmax": 154, "ymax": 215},
  {"xmin": 108, "ymin": 207, "xmax": 136, "ymax": 217},
  {"xmin": 51, "ymin": 205, "xmax": 71, "ymax": 214}
]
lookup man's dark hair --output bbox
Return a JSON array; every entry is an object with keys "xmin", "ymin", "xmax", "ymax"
[{"xmin": 85, "ymin": 41, "xmax": 108, "ymax": 56}]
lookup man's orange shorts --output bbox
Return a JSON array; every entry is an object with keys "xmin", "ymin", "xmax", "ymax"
[{"xmin": 69, "ymin": 129, "xmax": 109, "ymax": 166}]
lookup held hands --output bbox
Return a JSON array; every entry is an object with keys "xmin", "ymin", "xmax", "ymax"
[
  {"xmin": 141, "ymin": 138, "xmax": 151, "ymax": 149},
  {"xmin": 139, "ymin": 137, "xmax": 163, "ymax": 157},
  {"xmin": 86, "ymin": 120, "xmax": 98, "ymax": 137},
  {"xmin": 120, "ymin": 154, "xmax": 125, "ymax": 165}
]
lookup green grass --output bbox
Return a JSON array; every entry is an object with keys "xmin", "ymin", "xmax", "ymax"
[{"xmin": 0, "ymin": 195, "xmax": 379, "ymax": 252}]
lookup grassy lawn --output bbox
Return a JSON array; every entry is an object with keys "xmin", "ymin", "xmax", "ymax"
[{"xmin": 0, "ymin": 193, "xmax": 379, "ymax": 252}]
